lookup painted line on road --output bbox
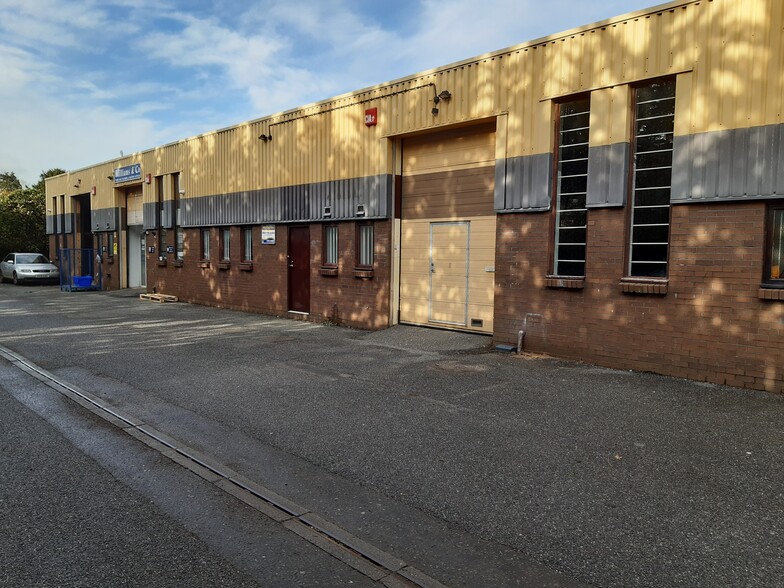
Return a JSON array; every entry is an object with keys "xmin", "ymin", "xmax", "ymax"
[{"xmin": 0, "ymin": 344, "xmax": 449, "ymax": 588}]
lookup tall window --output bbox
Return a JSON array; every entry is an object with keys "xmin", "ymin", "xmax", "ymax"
[
  {"xmin": 629, "ymin": 78, "xmax": 676, "ymax": 278},
  {"xmin": 221, "ymin": 228, "xmax": 231, "ymax": 261},
  {"xmin": 323, "ymin": 225, "xmax": 338, "ymax": 266},
  {"xmin": 173, "ymin": 173, "xmax": 183, "ymax": 260},
  {"xmin": 553, "ymin": 97, "xmax": 590, "ymax": 277},
  {"xmin": 242, "ymin": 227, "xmax": 253, "ymax": 262},
  {"xmin": 201, "ymin": 228, "xmax": 210, "ymax": 260},
  {"xmin": 155, "ymin": 175, "xmax": 165, "ymax": 254},
  {"xmin": 357, "ymin": 223, "xmax": 373, "ymax": 268},
  {"xmin": 765, "ymin": 206, "xmax": 784, "ymax": 285},
  {"xmin": 176, "ymin": 228, "xmax": 184, "ymax": 261}
]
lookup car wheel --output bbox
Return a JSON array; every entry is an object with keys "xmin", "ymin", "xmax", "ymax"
[{"xmin": 12, "ymin": 272, "xmax": 19, "ymax": 285}]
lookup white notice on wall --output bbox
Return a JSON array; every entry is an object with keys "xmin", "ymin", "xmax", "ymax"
[{"xmin": 261, "ymin": 225, "xmax": 276, "ymax": 245}]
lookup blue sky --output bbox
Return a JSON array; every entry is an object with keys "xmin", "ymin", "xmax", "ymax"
[{"xmin": 0, "ymin": 0, "xmax": 656, "ymax": 185}]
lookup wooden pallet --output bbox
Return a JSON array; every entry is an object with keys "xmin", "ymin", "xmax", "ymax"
[{"xmin": 139, "ymin": 293, "xmax": 179, "ymax": 303}]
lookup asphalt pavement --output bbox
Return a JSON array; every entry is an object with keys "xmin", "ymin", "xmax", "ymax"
[{"xmin": 1, "ymin": 283, "xmax": 783, "ymax": 587}]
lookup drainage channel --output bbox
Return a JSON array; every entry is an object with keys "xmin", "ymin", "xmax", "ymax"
[{"xmin": 0, "ymin": 345, "xmax": 449, "ymax": 588}]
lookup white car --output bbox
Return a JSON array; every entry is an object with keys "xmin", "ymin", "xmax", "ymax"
[{"xmin": 0, "ymin": 253, "xmax": 60, "ymax": 285}]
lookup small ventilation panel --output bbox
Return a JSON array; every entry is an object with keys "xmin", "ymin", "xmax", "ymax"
[
  {"xmin": 471, "ymin": 318, "xmax": 483, "ymax": 328},
  {"xmin": 323, "ymin": 206, "xmax": 332, "ymax": 218},
  {"xmin": 356, "ymin": 204, "xmax": 366, "ymax": 217}
]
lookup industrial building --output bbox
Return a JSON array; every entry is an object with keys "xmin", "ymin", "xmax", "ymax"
[{"xmin": 46, "ymin": 0, "xmax": 784, "ymax": 392}]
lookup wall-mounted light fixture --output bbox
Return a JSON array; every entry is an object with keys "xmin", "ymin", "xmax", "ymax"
[
  {"xmin": 107, "ymin": 175, "xmax": 114, "ymax": 180},
  {"xmin": 258, "ymin": 133, "xmax": 272, "ymax": 142},
  {"xmin": 73, "ymin": 178, "xmax": 82, "ymax": 188},
  {"xmin": 431, "ymin": 88, "xmax": 452, "ymax": 115}
]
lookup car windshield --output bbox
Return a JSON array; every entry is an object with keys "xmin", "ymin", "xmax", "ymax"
[{"xmin": 16, "ymin": 254, "xmax": 49, "ymax": 264}]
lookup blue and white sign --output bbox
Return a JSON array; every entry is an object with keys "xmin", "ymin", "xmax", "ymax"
[{"xmin": 114, "ymin": 163, "xmax": 142, "ymax": 183}]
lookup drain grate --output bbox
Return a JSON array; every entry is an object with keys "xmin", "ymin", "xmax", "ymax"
[{"xmin": 0, "ymin": 344, "xmax": 449, "ymax": 588}]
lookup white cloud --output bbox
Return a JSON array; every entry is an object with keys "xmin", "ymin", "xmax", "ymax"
[
  {"xmin": 0, "ymin": 0, "xmax": 657, "ymax": 183},
  {"xmin": 0, "ymin": 0, "xmax": 113, "ymax": 49}
]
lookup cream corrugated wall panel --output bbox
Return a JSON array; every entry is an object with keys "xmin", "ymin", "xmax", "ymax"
[
  {"xmin": 766, "ymin": 0, "xmax": 783, "ymax": 125},
  {"xmin": 49, "ymin": 0, "xmax": 784, "ymax": 203},
  {"xmin": 675, "ymin": 72, "xmax": 694, "ymax": 137},
  {"xmin": 673, "ymin": 5, "xmax": 695, "ymax": 72},
  {"xmin": 747, "ymin": 0, "xmax": 766, "ymax": 128},
  {"xmin": 717, "ymin": 0, "xmax": 739, "ymax": 129},
  {"xmin": 229, "ymin": 130, "xmax": 237, "ymax": 193}
]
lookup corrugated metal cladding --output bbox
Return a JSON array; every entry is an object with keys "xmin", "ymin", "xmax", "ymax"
[
  {"xmin": 141, "ymin": 201, "xmax": 175, "ymax": 229},
  {"xmin": 587, "ymin": 143, "xmax": 630, "ymax": 207},
  {"xmin": 142, "ymin": 203, "xmax": 158, "ymax": 230},
  {"xmin": 162, "ymin": 201, "xmax": 174, "ymax": 229},
  {"xmin": 45, "ymin": 0, "xmax": 784, "ymax": 214},
  {"xmin": 495, "ymin": 154, "xmax": 552, "ymax": 212},
  {"xmin": 672, "ymin": 125, "xmax": 784, "ymax": 202},
  {"xmin": 180, "ymin": 175, "xmax": 391, "ymax": 227},
  {"xmin": 91, "ymin": 208, "xmax": 120, "ymax": 232}
]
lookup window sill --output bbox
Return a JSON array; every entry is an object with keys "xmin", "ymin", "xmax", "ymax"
[
  {"xmin": 353, "ymin": 268, "xmax": 374, "ymax": 279},
  {"xmin": 173, "ymin": 260, "xmax": 184, "ymax": 268},
  {"xmin": 156, "ymin": 259, "xmax": 167, "ymax": 267},
  {"xmin": 218, "ymin": 261, "xmax": 231, "ymax": 270},
  {"xmin": 239, "ymin": 262, "xmax": 253, "ymax": 272},
  {"xmin": 759, "ymin": 287, "xmax": 784, "ymax": 301},
  {"xmin": 319, "ymin": 266, "xmax": 339, "ymax": 277},
  {"xmin": 619, "ymin": 278, "xmax": 668, "ymax": 295},
  {"xmin": 198, "ymin": 261, "xmax": 211, "ymax": 269},
  {"xmin": 546, "ymin": 276, "xmax": 584, "ymax": 289}
]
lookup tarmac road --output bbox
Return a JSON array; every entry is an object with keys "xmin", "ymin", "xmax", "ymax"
[
  {"xmin": 0, "ymin": 361, "xmax": 380, "ymax": 587},
  {"xmin": 1, "ymin": 283, "xmax": 783, "ymax": 587}
]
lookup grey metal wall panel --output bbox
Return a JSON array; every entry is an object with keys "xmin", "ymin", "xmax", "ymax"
[
  {"xmin": 495, "ymin": 153, "xmax": 552, "ymax": 212},
  {"xmin": 672, "ymin": 124, "xmax": 784, "ymax": 203},
  {"xmin": 143, "ymin": 202, "xmax": 158, "ymax": 230},
  {"xmin": 494, "ymin": 159, "xmax": 508, "ymax": 211},
  {"xmin": 587, "ymin": 143, "xmax": 629, "ymax": 208},
  {"xmin": 91, "ymin": 207, "xmax": 120, "ymax": 232},
  {"xmin": 671, "ymin": 134, "xmax": 690, "ymax": 200},
  {"xmin": 706, "ymin": 131, "xmax": 721, "ymax": 198},
  {"xmin": 161, "ymin": 200, "xmax": 174, "ymax": 229},
  {"xmin": 180, "ymin": 174, "xmax": 392, "ymax": 227},
  {"xmin": 730, "ymin": 129, "xmax": 748, "ymax": 197},
  {"xmin": 46, "ymin": 215, "xmax": 54, "ymax": 235},
  {"xmin": 777, "ymin": 125, "xmax": 784, "ymax": 195},
  {"xmin": 64, "ymin": 213, "xmax": 74, "ymax": 234}
]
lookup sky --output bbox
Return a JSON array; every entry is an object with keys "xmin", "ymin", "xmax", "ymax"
[{"xmin": 0, "ymin": 0, "xmax": 656, "ymax": 185}]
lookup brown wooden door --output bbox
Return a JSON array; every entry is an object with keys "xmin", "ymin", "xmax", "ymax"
[{"xmin": 287, "ymin": 226, "xmax": 310, "ymax": 313}]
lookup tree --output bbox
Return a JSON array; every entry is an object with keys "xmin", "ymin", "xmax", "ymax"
[
  {"xmin": 0, "ymin": 168, "xmax": 60, "ymax": 258},
  {"xmin": 0, "ymin": 171, "xmax": 23, "ymax": 196}
]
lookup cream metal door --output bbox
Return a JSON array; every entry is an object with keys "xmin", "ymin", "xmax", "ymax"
[
  {"xmin": 398, "ymin": 123, "xmax": 496, "ymax": 333},
  {"xmin": 127, "ymin": 225, "xmax": 145, "ymax": 288},
  {"xmin": 125, "ymin": 189, "xmax": 145, "ymax": 288},
  {"xmin": 429, "ymin": 222, "xmax": 470, "ymax": 326}
]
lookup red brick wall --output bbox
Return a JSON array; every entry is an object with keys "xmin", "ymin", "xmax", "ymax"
[
  {"xmin": 494, "ymin": 201, "xmax": 784, "ymax": 393},
  {"xmin": 147, "ymin": 226, "xmax": 288, "ymax": 317},
  {"xmin": 146, "ymin": 220, "xmax": 390, "ymax": 330},
  {"xmin": 309, "ymin": 220, "xmax": 391, "ymax": 329}
]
